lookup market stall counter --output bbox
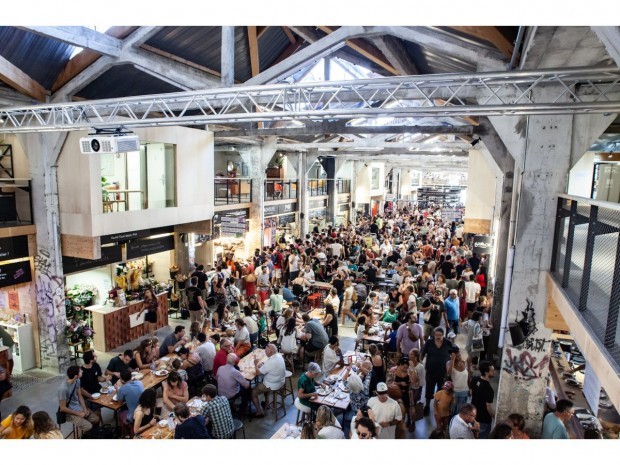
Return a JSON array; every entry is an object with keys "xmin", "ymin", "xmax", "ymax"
[{"xmin": 86, "ymin": 292, "xmax": 169, "ymax": 352}]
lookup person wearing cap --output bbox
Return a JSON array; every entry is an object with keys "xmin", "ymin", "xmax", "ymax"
[
  {"xmin": 295, "ymin": 362, "xmax": 322, "ymax": 416},
  {"xmin": 433, "ymin": 380, "xmax": 455, "ymax": 432},
  {"xmin": 367, "ymin": 382, "xmax": 402, "ymax": 439}
]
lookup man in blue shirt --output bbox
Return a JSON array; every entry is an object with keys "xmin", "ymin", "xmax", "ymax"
[
  {"xmin": 173, "ymin": 403, "xmax": 211, "ymax": 439},
  {"xmin": 542, "ymin": 399, "xmax": 573, "ymax": 439},
  {"xmin": 117, "ymin": 369, "xmax": 144, "ymax": 424},
  {"xmin": 444, "ymin": 289, "xmax": 460, "ymax": 335}
]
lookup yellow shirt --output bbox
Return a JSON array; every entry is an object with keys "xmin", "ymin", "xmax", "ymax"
[
  {"xmin": 1, "ymin": 415, "xmax": 34, "ymax": 439},
  {"xmin": 433, "ymin": 390, "xmax": 454, "ymax": 418}
]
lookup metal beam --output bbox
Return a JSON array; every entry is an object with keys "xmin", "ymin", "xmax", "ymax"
[
  {"xmin": 275, "ymin": 141, "xmax": 470, "ymax": 150},
  {"xmin": 592, "ymin": 27, "xmax": 620, "ymax": 69},
  {"xmin": 215, "ymin": 124, "xmax": 475, "ymax": 137},
  {"xmin": 18, "ymin": 26, "xmax": 122, "ymax": 57},
  {"xmin": 371, "ymin": 35, "xmax": 419, "ymax": 75},
  {"xmin": 2, "ymin": 66, "xmax": 619, "ymax": 134}
]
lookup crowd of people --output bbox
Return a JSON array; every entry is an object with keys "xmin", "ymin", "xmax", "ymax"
[{"xmin": 0, "ymin": 205, "xmax": 580, "ymax": 440}]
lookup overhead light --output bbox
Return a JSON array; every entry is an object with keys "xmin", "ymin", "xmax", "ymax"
[{"xmin": 470, "ymin": 137, "xmax": 481, "ymax": 147}]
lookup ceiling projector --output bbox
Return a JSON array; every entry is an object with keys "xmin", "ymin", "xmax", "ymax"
[{"xmin": 80, "ymin": 134, "xmax": 140, "ymax": 154}]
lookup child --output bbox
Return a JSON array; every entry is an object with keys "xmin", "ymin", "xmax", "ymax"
[
  {"xmin": 171, "ymin": 358, "xmax": 188, "ymax": 382},
  {"xmin": 433, "ymin": 380, "xmax": 454, "ymax": 432}
]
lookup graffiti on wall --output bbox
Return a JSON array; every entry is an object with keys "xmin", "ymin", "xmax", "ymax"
[
  {"xmin": 34, "ymin": 249, "xmax": 70, "ymax": 371},
  {"xmin": 502, "ymin": 345, "xmax": 550, "ymax": 380}
]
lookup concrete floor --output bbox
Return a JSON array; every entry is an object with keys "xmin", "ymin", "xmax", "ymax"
[{"xmin": 0, "ymin": 316, "xmax": 484, "ymax": 439}]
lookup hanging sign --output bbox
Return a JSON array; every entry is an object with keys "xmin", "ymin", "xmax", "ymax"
[
  {"xmin": 63, "ymin": 245, "xmax": 123, "ymax": 274},
  {"xmin": 0, "ymin": 259, "xmax": 32, "ymax": 288},
  {"xmin": 472, "ymin": 235, "xmax": 493, "ymax": 255},
  {"xmin": 126, "ymin": 235, "xmax": 175, "ymax": 259},
  {"xmin": 220, "ymin": 208, "xmax": 249, "ymax": 237},
  {"xmin": 0, "ymin": 236, "xmax": 29, "ymax": 261}
]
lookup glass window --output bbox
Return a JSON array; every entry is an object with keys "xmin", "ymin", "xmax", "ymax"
[{"xmin": 101, "ymin": 143, "xmax": 176, "ymax": 213}]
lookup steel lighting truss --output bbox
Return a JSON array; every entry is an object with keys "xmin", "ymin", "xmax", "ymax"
[{"xmin": 1, "ymin": 66, "xmax": 619, "ymax": 133}]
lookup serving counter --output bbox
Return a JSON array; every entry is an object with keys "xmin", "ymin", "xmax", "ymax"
[{"xmin": 86, "ymin": 292, "xmax": 169, "ymax": 352}]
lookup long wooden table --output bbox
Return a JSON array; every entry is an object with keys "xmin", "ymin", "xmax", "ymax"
[
  {"xmin": 238, "ymin": 348, "xmax": 267, "ymax": 381},
  {"xmin": 135, "ymin": 396, "xmax": 204, "ymax": 439}
]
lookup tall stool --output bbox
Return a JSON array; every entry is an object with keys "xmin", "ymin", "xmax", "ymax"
[
  {"xmin": 269, "ymin": 385, "xmax": 288, "ymax": 421},
  {"xmin": 282, "ymin": 353, "xmax": 295, "ymax": 372},
  {"xmin": 283, "ymin": 370, "xmax": 295, "ymax": 405},
  {"xmin": 233, "ymin": 418, "xmax": 246, "ymax": 439},
  {"xmin": 294, "ymin": 398, "xmax": 311, "ymax": 426}
]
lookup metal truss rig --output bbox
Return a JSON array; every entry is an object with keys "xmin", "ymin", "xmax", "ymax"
[{"xmin": 1, "ymin": 66, "xmax": 620, "ymax": 134}]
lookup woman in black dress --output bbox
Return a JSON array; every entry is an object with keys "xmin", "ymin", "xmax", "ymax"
[
  {"xmin": 141, "ymin": 288, "xmax": 158, "ymax": 337},
  {"xmin": 322, "ymin": 304, "xmax": 339, "ymax": 337}
]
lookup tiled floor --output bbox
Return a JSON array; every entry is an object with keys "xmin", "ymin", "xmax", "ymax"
[{"xmin": 0, "ymin": 315, "xmax": 488, "ymax": 439}]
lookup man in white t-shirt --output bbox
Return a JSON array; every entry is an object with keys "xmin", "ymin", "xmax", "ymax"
[
  {"xmin": 330, "ymin": 241, "xmax": 343, "ymax": 259},
  {"xmin": 367, "ymin": 382, "xmax": 402, "ymax": 439},
  {"xmin": 322, "ymin": 336, "xmax": 345, "ymax": 374},
  {"xmin": 464, "ymin": 274, "xmax": 481, "ymax": 314},
  {"xmin": 379, "ymin": 239, "xmax": 392, "ymax": 257},
  {"xmin": 195, "ymin": 333, "xmax": 216, "ymax": 371},
  {"xmin": 251, "ymin": 344, "xmax": 286, "ymax": 418}
]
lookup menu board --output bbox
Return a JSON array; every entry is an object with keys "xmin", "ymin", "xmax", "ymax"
[
  {"xmin": 472, "ymin": 235, "xmax": 493, "ymax": 255},
  {"xmin": 0, "ymin": 236, "xmax": 29, "ymax": 261},
  {"xmin": 63, "ymin": 245, "xmax": 123, "ymax": 274},
  {"xmin": 0, "ymin": 259, "xmax": 32, "ymax": 288},
  {"xmin": 126, "ymin": 235, "xmax": 175, "ymax": 259},
  {"xmin": 220, "ymin": 209, "xmax": 249, "ymax": 237}
]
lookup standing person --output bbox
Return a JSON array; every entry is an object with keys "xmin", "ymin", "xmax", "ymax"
[
  {"xmin": 470, "ymin": 361, "xmax": 496, "ymax": 439},
  {"xmin": 444, "ymin": 289, "xmax": 460, "ymax": 335},
  {"xmin": 341, "ymin": 280, "xmax": 357, "ymax": 325},
  {"xmin": 191, "ymin": 264, "xmax": 209, "ymax": 301},
  {"xmin": 407, "ymin": 349, "xmax": 425, "ymax": 432},
  {"xmin": 269, "ymin": 287, "xmax": 284, "ymax": 314},
  {"xmin": 464, "ymin": 311, "xmax": 484, "ymax": 372},
  {"xmin": 185, "ymin": 277, "xmax": 206, "ymax": 325},
  {"xmin": 433, "ymin": 381, "xmax": 455, "ymax": 432},
  {"xmin": 464, "ymin": 274, "xmax": 481, "ymax": 317},
  {"xmin": 542, "ymin": 399, "xmax": 574, "ymax": 439},
  {"xmin": 367, "ymin": 382, "xmax": 402, "ymax": 439},
  {"xmin": 58, "ymin": 366, "xmax": 100, "ymax": 437},
  {"xmin": 139, "ymin": 287, "xmax": 159, "ymax": 337},
  {"xmin": 288, "ymin": 250, "xmax": 300, "ymax": 282},
  {"xmin": 446, "ymin": 347, "xmax": 469, "ymax": 415},
  {"xmin": 420, "ymin": 327, "xmax": 453, "ymax": 416},
  {"xmin": 396, "ymin": 311, "xmax": 423, "ymax": 357},
  {"xmin": 32, "ymin": 411, "xmax": 63, "ymax": 439},
  {"xmin": 420, "ymin": 290, "xmax": 446, "ymax": 339}
]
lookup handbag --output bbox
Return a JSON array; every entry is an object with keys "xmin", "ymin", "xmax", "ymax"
[
  {"xmin": 387, "ymin": 382, "xmax": 403, "ymax": 400},
  {"xmin": 57, "ymin": 382, "xmax": 78, "ymax": 424}
]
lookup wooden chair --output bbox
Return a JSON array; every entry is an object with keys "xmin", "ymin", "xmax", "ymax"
[{"xmin": 268, "ymin": 386, "xmax": 288, "ymax": 421}]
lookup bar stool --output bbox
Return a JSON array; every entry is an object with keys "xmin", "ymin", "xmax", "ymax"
[
  {"xmin": 233, "ymin": 418, "xmax": 246, "ymax": 439},
  {"xmin": 268, "ymin": 385, "xmax": 287, "ymax": 421},
  {"xmin": 283, "ymin": 370, "xmax": 295, "ymax": 404},
  {"xmin": 294, "ymin": 398, "xmax": 311, "ymax": 426},
  {"xmin": 282, "ymin": 352, "xmax": 295, "ymax": 372}
]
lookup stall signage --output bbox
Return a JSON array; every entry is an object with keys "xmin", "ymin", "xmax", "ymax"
[
  {"xmin": 0, "ymin": 259, "xmax": 32, "ymax": 288},
  {"xmin": 101, "ymin": 229, "xmax": 150, "ymax": 244},
  {"xmin": 279, "ymin": 203, "xmax": 297, "ymax": 214},
  {"xmin": 279, "ymin": 214, "xmax": 296, "ymax": 226},
  {"xmin": 264, "ymin": 218, "xmax": 277, "ymax": 228},
  {"xmin": 63, "ymin": 245, "xmax": 123, "ymax": 274},
  {"xmin": 0, "ymin": 236, "xmax": 29, "ymax": 261},
  {"xmin": 338, "ymin": 194, "xmax": 351, "ymax": 204},
  {"xmin": 264, "ymin": 205, "xmax": 278, "ymax": 217},
  {"xmin": 309, "ymin": 199, "xmax": 327, "ymax": 209},
  {"xmin": 127, "ymin": 235, "xmax": 175, "ymax": 259},
  {"xmin": 339, "ymin": 204, "xmax": 350, "ymax": 213},
  {"xmin": 472, "ymin": 235, "xmax": 493, "ymax": 255},
  {"xmin": 441, "ymin": 207, "xmax": 461, "ymax": 222},
  {"xmin": 220, "ymin": 209, "xmax": 249, "ymax": 237}
]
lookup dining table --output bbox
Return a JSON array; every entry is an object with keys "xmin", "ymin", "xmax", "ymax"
[
  {"xmin": 135, "ymin": 396, "xmax": 205, "ymax": 439},
  {"xmin": 270, "ymin": 422, "xmax": 301, "ymax": 439},
  {"xmin": 237, "ymin": 348, "xmax": 267, "ymax": 382}
]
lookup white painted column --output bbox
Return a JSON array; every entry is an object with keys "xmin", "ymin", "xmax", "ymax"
[
  {"xmin": 18, "ymin": 132, "xmax": 71, "ymax": 373},
  {"xmin": 298, "ymin": 151, "xmax": 309, "ymax": 237},
  {"xmin": 221, "ymin": 26, "xmax": 235, "ymax": 87}
]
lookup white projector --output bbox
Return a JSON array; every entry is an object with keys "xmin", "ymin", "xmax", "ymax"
[{"xmin": 79, "ymin": 135, "xmax": 140, "ymax": 154}]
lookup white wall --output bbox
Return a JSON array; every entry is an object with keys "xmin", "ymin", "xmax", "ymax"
[
  {"xmin": 400, "ymin": 169, "xmax": 413, "ymax": 196},
  {"xmin": 568, "ymin": 151, "xmax": 595, "ymax": 198},
  {"xmin": 464, "ymin": 150, "xmax": 496, "ymax": 221},
  {"xmin": 148, "ymin": 250, "xmax": 173, "ymax": 283},
  {"xmin": 369, "ymin": 162, "xmax": 385, "ymax": 197},
  {"xmin": 355, "ymin": 163, "xmax": 370, "ymax": 204},
  {"xmin": 65, "ymin": 265, "xmax": 113, "ymax": 306},
  {"xmin": 58, "ymin": 126, "xmax": 215, "ymax": 237}
]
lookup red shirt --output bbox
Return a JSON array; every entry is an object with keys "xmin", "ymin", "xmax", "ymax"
[{"xmin": 213, "ymin": 349, "xmax": 228, "ymax": 376}]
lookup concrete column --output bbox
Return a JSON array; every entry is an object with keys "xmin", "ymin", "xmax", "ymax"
[
  {"xmin": 322, "ymin": 157, "xmax": 337, "ymax": 226},
  {"xmin": 489, "ymin": 96, "xmax": 609, "ymax": 436},
  {"xmin": 298, "ymin": 152, "xmax": 309, "ymax": 237},
  {"xmin": 400, "ymin": 169, "xmax": 412, "ymax": 197},
  {"xmin": 18, "ymin": 132, "xmax": 71, "ymax": 373},
  {"xmin": 221, "ymin": 26, "xmax": 235, "ymax": 87},
  {"xmin": 464, "ymin": 150, "xmax": 496, "ymax": 235},
  {"xmin": 174, "ymin": 233, "xmax": 191, "ymax": 274},
  {"xmin": 240, "ymin": 139, "xmax": 276, "ymax": 252}
]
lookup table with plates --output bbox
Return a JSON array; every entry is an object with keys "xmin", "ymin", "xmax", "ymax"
[
  {"xmin": 237, "ymin": 348, "xmax": 267, "ymax": 381},
  {"xmin": 271, "ymin": 422, "xmax": 301, "ymax": 439},
  {"xmin": 135, "ymin": 396, "xmax": 205, "ymax": 439},
  {"xmin": 308, "ymin": 308, "xmax": 325, "ymax": 321}
]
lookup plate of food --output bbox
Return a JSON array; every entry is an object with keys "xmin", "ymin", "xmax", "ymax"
[
  {"xmin": 155, "ymin": 369, "xmax": 169, "ymax": 377},
  {"xmin": 132, "ymin": 372, "xmax": 144, "ymax": 380},
  {"xmin": 112, "ymin": 394, "xmax": 118, "ymax": 402},
  {"xmin": 316, "ymin": 387, "xmax": 330, "ymax": 396},
  {"xmin": 334, "ymin": 392, "xmax": 347, "ymax": 400},
  {"xmin": 159, "ymin": 419, "xmax": 168, "ymax": 427},
  {"xmin": 91, "ymin": 393, "xmax": 101, "ymax": 400},
  {"xmin": 100, "ymin": 387, "xmax": 109, "ymax": 394}
]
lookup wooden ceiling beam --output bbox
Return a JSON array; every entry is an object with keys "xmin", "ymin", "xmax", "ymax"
[
  {"xmin": 140, "ymin": 44, "xmax": 228, "ymax": 80},
  {"xmin": 247, "ymin": 26, "xmax": 260, "ymax": 76},
  {"xmin": 281, "ymin": 26, "xmax": 297, "ymax": 44},
  {"xmin": 17, "ymin": 26, "xmax": 123, "ymax": 57},
  {"xmin": 0, "ymin": 54, "xmax": 47, "ymax": 101},
  {"xmin": 318, "ymin": 26, "xmax": 398, "ymax": 75},
  {"xmin": 448, "ymin": 26, "xmax": 514, "ymax": 58},
  {"xmin": 51, "ymin": 26, "xmax": 137, "ymax": 93}
]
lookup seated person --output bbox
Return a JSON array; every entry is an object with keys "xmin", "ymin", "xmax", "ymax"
[
  {"xmin": 179, "ymin": 347, "xmax": 204, "ymax": 382},
  {"xmin": 58, "ymin": 365, "xmax": 100, "ymax": 437},
  {"xmin": 0, "ymin": 405, "xmax": 33, "ymax": 439},
  {"xmin": 105, "ymin": 350, "xmax": 135, "ymax": 385},
  {"xmin": 79, "ymin": 351, "xmax": 107, "ymax": 405},
  {"xmin": 171, "ymin": 359, "xmax": 188, "ymax": 382},
  {"xmin": 200, "ymin": 384, "xmax": 235, "ymax": 439},
  {"xmin": 233, "ymin": 318, "xmax": 252, "ymax": 358},
  {"xmin": 117, "ymin": 368, "xmax": 145, "ymax": 427},
  {"xmin": 162, "ymin": 372, "xmax": 189, "ymax": 416},
  {"xmin": 0, "ymin": 365, "xmax": 12, "ymax": 420},
  {"xmin": 322, "ymin": 336, "xmax": 345, "ymax": 374},
  {"xmin": 383, "ymin": 320, "xmax": 401, "ymax": 353},
  {"xmin": 173, "ymin": 403, "xmax": 211, "ymax": 439},
  {"xmin": 282, "ymin": 286, "xmax": 297, "ymax": 302},
  {"xmin": 251, "ymin": 344, "xmax": 286, "ymax": 418},
  {"xmin": 133, "ymin": 389, "xmax": 159, "ymax": 437},
  {"xmin": 295, "ymin": 362, "xmax": 322, "ymax": 415},
  {"xmin": 216, "ymin": 353, "xmax": 250, "ymax": 401},
  {"xmin": 298, "ymin": 313, "xmax": 329, "ymax": 363}
]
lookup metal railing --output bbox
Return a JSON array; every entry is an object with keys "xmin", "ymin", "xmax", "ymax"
[
  {"xmin": 307, "ymin": 179, "xmax": 328, "ymax": 197},
  {"xmin": 0, "ymin": 178, "xmax": 33, "ymax": 227},
  {"xmin": 336, "ymin": 179, "xmax": 351, "ymax": 194},
  {"xmin": 214, "ymin": 178, "xmax": 252, "ymax": 205},
  {"xmin": 264, "ymin": 180, "xmax": 297, "ymax": 201},
  {"xmin": 551, "ymin": 194, "xmax": 620, "ymax": 367}
]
